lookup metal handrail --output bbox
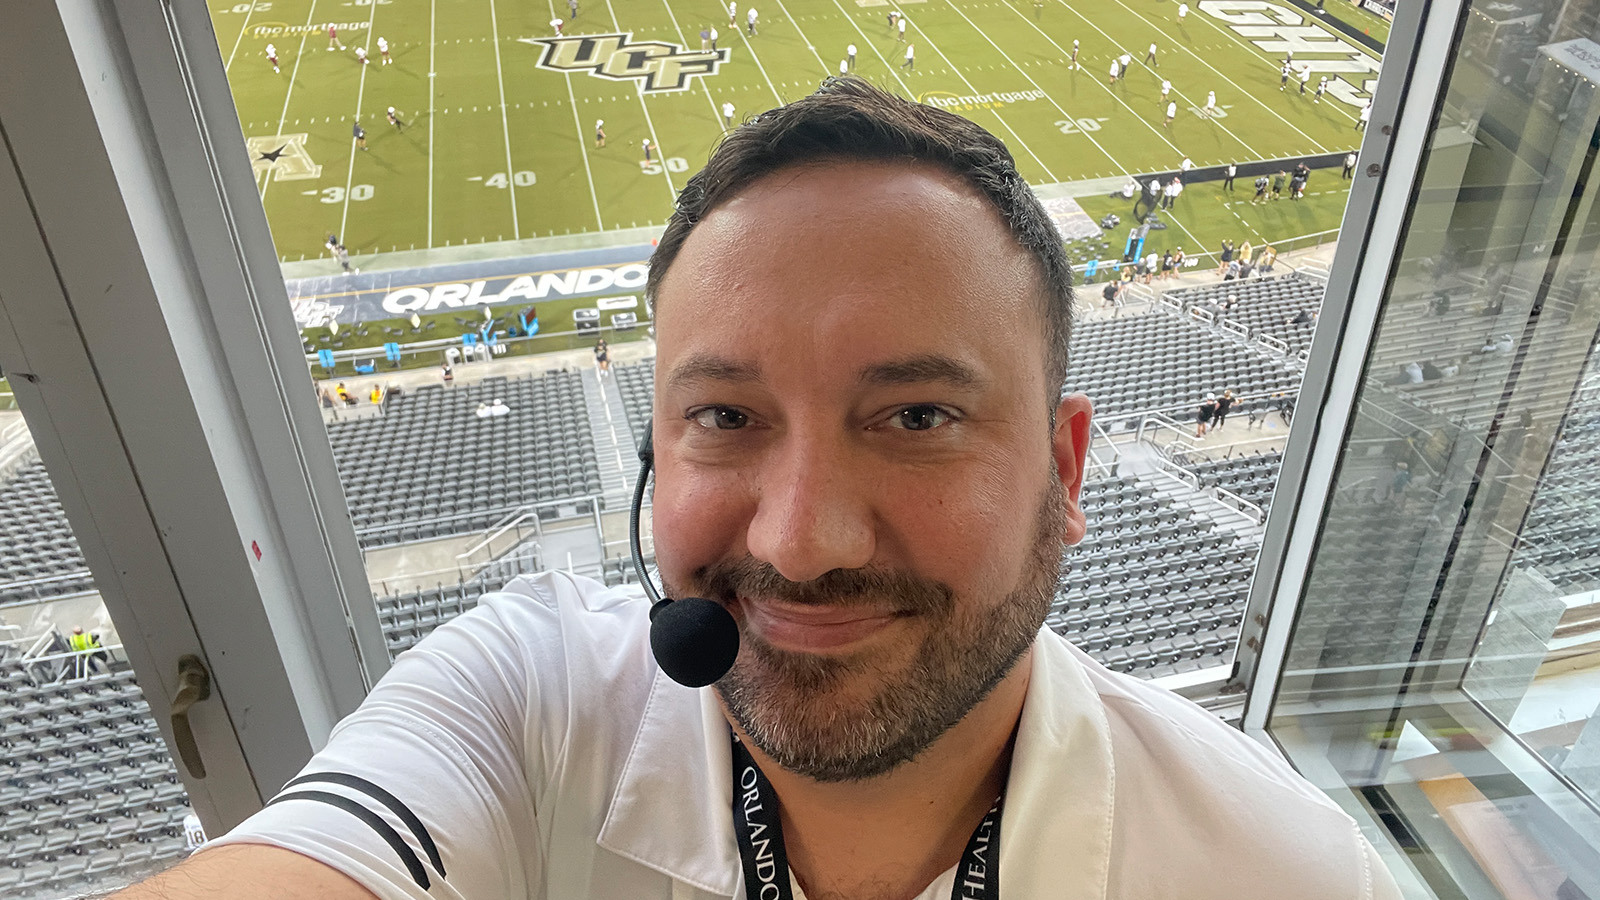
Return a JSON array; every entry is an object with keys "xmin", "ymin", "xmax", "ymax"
[
  {"xmin": 1255, "ymin": 333, "xmax": 1293, "ymax": 356},
  {"xmin": 1212, "ymin": 486, "xmax": 1265, "ymax": 524},
  {"xmin": 1153, "ymin": 455, "xmax": 1200, "ymax": 489}
]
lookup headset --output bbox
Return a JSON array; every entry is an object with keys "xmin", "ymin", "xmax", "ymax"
[{"xmin": 629, "ymin": 421, "xmax": 741, "ymax": 687}]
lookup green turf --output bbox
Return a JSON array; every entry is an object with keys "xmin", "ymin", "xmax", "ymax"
[
  {"xmin": 1072, "ymin": 176, "xmax": 1350, "ymax": 272},
  {"xmin": 212, "ymin": 0, "xmax": 1373, "ymax": 264},
  {"xmin": 1312, "ymin": 0, "xmax": 1390, "ymax": 47}
]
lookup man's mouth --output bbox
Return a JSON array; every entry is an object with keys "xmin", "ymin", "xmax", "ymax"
[{"xmin": 736, "ymin": 596, "xmax": 906, "ymax": 653}]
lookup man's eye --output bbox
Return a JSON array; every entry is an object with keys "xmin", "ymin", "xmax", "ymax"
[
  {"xmin": 687, "ymin": 406, "xmax": 749, "ymax": 430},
  {"xmin": 890, "ymin": 405, "xmax": 952, "ymax": 431}
]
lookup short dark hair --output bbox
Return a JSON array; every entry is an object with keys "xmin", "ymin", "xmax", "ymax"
[{"xmin": 646, "ymin": 76, "xmax": 1074, "ymax": 400}]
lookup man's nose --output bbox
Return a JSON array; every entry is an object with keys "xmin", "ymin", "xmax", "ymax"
[{"xmin": 745, "ymin": 438, "xmax": 875, "ymax": 584}]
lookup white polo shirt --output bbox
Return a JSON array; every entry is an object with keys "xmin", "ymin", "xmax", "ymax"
[{"xmin": 208, "ymin": 572, "xmax": 1400, "ymax": 900}]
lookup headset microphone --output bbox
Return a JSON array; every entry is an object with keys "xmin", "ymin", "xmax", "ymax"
[{"xmin": 630, "ymin": 421, "xmax": 741, "ymax": 688}]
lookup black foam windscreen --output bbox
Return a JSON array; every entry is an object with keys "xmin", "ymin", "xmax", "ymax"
[{"xmin": 650, "ymin": 596, "xmax": 740, "ymax": 688}]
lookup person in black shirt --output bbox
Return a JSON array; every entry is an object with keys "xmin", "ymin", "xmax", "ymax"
[
  {"xmin": 1196, "ymin": 393, "xmax": 1217, "ymax": 437},
  {"xmin": 1212, "ymin": 390, "xmax": 1236, "ymax": 428}
]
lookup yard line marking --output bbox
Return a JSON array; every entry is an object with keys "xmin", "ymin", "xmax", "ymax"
[
  {"xmin": 770, "ymin": 0, "xmax": 838, "ymax": 75},
  {"xmin": 539, "ymin": 52, "xmax": 604, "ymax": 228},
  {"xmin": 982, "ymin": 0, "xmax": 1263, "ymax": 160},
  {"xmin": 428, "ymin": 0, "xmax": 436, "ymax": 247},
  {"xmin": 727, "ymin": 9, "xmax": 788, "ymax": 104},
  {"xmin": 259, "ymin": 0, "xmax": 320, "ymax": 208},
  {"xmin": 223, "ymin": 0, "xmax": 257, "ymax": 72},
  {"xmin": 650, "ymin": 0, "xmax": 742, "ymax": 136},
  {"xmin": 1088, "ymin": 0, "xmax": 1344, "ymax": 143},
  {"xmin": 487, "ymin": 0, "xmax": 521, "ymax": 239},
  {"xmin": 338, "ymin": 0, "xmax": 381, "ymax": 246},
  {"xmin": 886, "ymin": 3, "xmax": 1061, "ymax": 182},
  {"xmin": 595, "ymin": 0, "xmax": 679, "ymax": 202}
]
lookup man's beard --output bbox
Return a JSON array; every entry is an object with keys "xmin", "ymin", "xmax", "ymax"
[{"xmin": 667, "ymin": 478, "xmax": 1069, "ymax": 783}]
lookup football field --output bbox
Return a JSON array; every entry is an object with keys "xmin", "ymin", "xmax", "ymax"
[{"xmin": 214, "ymin": 0, "xmax": 1378, "ymax": 265}]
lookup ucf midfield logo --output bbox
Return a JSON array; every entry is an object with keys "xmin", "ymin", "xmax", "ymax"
[{"xmin": 522, "ymin": 33, "xmax": 728, "ymax": 92}]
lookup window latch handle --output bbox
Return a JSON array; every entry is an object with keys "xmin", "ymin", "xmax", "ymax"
[{"xmin": 169, "ymin": 655, "xmax": 213, "ymax": 779}]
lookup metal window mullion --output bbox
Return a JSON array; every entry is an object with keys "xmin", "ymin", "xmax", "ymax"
[{"xmin": 1238, "ymin": 0, "xmax": 1470, "ymax": 735}]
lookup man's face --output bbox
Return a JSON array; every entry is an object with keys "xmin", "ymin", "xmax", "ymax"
[{"xmin": 651, "ymin": 161, "xmax": 1091, "ymax": 782}]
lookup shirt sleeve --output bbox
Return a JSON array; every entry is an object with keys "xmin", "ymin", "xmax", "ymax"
[{"xmin": 205, "ymin": 601, "xmax": 542, "ymax": 900}]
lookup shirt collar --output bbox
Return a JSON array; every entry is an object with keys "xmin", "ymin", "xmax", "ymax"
[{"xmin": 598, "ymin": 630, "xmax": 1115, "ymax": 899}]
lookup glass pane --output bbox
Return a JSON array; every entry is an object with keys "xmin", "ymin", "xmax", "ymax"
[{"xmin": 1268, "ymin": 5, "xmax": 1600, "ymax": 896}]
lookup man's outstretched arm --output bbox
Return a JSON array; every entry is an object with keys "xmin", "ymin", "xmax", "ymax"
[{"xmin": 108, "ymin": 844, "xmax": 378, "ymax": 900}]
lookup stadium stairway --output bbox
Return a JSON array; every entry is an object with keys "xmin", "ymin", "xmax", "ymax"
[{"xmin": 580, "ymin": 367, "xmax": 638, "ymax": 513}]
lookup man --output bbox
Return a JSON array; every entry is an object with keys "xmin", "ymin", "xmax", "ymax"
[
  {"xmin": 711, "ymin": 26, "xmax": 719, "ymax": 50},
  {"xmin": 847, "ymin": 42, "xmax": 857, "ymax": 69},
  {"xmin": 68, "ymin": 625, "xmax": 109, "ymax": 677},
  {"xmin": 351, "ymin": 119, "xmax": 367, "ymax": 151},
  {"xmin": 1145, "ymin": 41, "xmax": 1157, "ymax": 65},
  {"xmin": 1070, "ymin": 38, "xmax": 1079, "ymax": 69},
  {"xmin": 386, "ymin": 106, "xmax": 405, "ymax": 132},
  {"xmin": 1108, "ymin": 58, "xmax": 1120, "ymax": 84},
  {"xmin": 595, "ymin": 119, "xmax": 606, "ymax": 148},
  {"xmin": 1358, "ymin": 98, "xmax": 1372, "ymax": 130},
  {"xmin": 729, "ymin": 0, "xmax": 737, "ymax": 27},
  {"xmin": 1164, "ymin": 100, "xmax": 1176, "ymax": 127},
  {"xmin": 354, "ymin": 45, "xmax": 368, "ymax": 65},
  {"xmin": 903, "ymin": 42, "xmax": 915, "ymax": 70},
  {"xmin": 747, "ymin": 7, "xmax": 758, "ymax": 35},
  {"xmin": 1251, "ymin": 173, "xmax": 1269, "ymax": 205},
  {"xmin": 1299, "ymin": 65, "xmax": 1310, "ymax": 94},
  {"xmin": 376, "ymin": 35, "xmax": 390, "ymax": 65},
  {"xmin": 1271, "ymin": 169, "xmax": 1287, "ymax": 200},
  {"xmin": 722, "ymin": 100, "xmax": 736, "ymax": 129},
  {"xmin": 264, "ymin": 42, "xmax": 279, "ymax": 74},
  {"xmin": 1177, "ymin": 1, "xmax": 1189, "ymax": 21},
  {"xmin": 551, "ymin": 17, "xmax": 564, "ymax": 35},
  {"xmin": 1280, "ymin": 61, "xmax": 1290, "ymax": 90},
  {"xmin": 701, "ymin": 28, "xmax": 710, "ymax": 51},
  {"xmin": 1315, "ymin": 76, "xmax": 1327, "ymax": 103},
  {"xmin": 327, "ymin": 23, "xmax": 342, "ymax": 50},
  {"xmin": 1202, "ymin": 90, "xmax": 1216, "ymax": 118},
  {"xmin": 898, "ymin": 13, "xmax": 908, "ymax": 40},
  {"xmin": 1342, "ymin": 152, "xmax": 1356, "ymax": 179},
  {"xmin": 1223, "ymin": 162, "xmax": 1237, "ymax": 191},
  {"xmin": 568, "ymin": 0, "xmax": 579, "ymax": 18},
  {"xmin": 113, "ymin": 78, "xmax": 1398, "ymax": 900},
  {"xmin": 1160, "ymin": 78, "xmax": 1171, "ymax": 104},
  {"xmin": 643, "ymin": 137, "xmax": 656, "ymax": 162}
]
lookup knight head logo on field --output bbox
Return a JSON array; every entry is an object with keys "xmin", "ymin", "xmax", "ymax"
[{"xmin": 522, "ymin": 33, "xmax": 728, "ymax": 93}]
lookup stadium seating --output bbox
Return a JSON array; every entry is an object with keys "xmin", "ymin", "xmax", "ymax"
[
  {"xmin": 1048, "ymin": 474, "xmax": 1254, "ymax": 677},
  {"xmin": 1185, "ymin": 450, "xmax": 1284, "ymax": 512},
  {"xmin": 1161, "ymin": 272, "xmax": 1325, "ymax": 354},
  {"xmin": 1066, "ymin": 308, "xmax": 1305, "ymax": 427},
  {"xmin": 333, "ymin": 372, "xmax": 603, "ymax": 546},
  {"xmin": 0, "ymin": 665, "xmax": 190, "ymax": 899},
  {"xmin": 0, "ymin": 463, "xmax": 94, "ymax": 604}
]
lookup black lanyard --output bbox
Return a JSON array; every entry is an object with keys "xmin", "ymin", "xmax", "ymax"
[{"xmin": 731, "ymin": 734, "xmax": 1003, "ymax": 900}]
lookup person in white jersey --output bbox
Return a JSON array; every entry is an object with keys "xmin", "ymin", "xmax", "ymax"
[
  {"xmin": 264, "ymin": 43, "xmax": 278, "ymax": 73},
  {"xmin": 114, "ymin": 76, "xmax": 1402, "ymax": 900},
  {"xmin": 722, "ymin": 101, "xmax": 736, "ymax": 129},
  {"xmin": 376, "ymin": 36, "xmax": 390, "ymax": 65},
  {"xmin": 1203, "ymin": 90, "xmax": 1217, "ymax": 118}
]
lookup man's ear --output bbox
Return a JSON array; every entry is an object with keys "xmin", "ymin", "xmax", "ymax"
[{"xmin": 1052, "ymin": 393, "xmax": 1094, "ymax": 545}]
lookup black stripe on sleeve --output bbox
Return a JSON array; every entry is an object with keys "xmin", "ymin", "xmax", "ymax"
[
  {"xmin": 266, "ymin": 790, "xmax": 431, "ymax": 890},
  {"xmin": 284, "ymin": 772, "xmax": 447, "ymax": 878}
]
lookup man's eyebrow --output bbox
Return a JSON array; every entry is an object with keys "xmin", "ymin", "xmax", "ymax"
[
  {"xmin": 664, "ymin": 354, "xmax": 764, "ymax": 388},
  {"xmin": 859, "ymin": 355, "xmax": 985, "ymax": 388}
]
